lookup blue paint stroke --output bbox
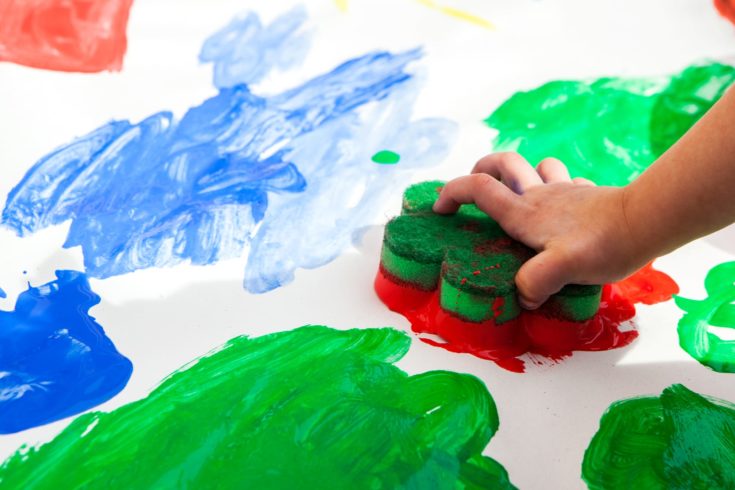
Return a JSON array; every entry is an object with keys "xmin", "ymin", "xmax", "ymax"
[
  {"xmin": 2, "ymin": 8, "xmax": 457, "ymax": 292},
  {"xmin": 0, "ymin": 270, "xmax": 132, "ymax": 434},
  {"xmin": 0, "ymin": 287, "xmax": 5, "ymax": 299}
]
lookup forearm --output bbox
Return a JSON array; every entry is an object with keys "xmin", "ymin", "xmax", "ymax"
[{"xmin": 624, "ymin": 85, "xmax": 735, "ymax": 260}]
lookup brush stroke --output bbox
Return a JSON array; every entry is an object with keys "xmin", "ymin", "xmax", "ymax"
[
  {"xmin": 486, "ymin": 63, "xmax": 735, "ymax": 186},
  {"xmin": 675, "ymin": 261, "xmax": 735, "ymax": 373},
  {"xmin": 0, "ymin": 270, "xmax": 132, "ymax": 434},
  {"xmin": 0, "ymin": 0, "xmax": 134, "ymax": 72},
  {"xmin": 583, "ymin": 384, "xmax": 735, "ymax": 489},
  {"xmin": 2, "ymin": 8, "xmax": 456, "ymax": 293},
  {"xmin": 0, "ymin": 326, "xmax": 516, "ymax": 489}
]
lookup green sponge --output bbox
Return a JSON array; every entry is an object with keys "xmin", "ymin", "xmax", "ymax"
[{"xmin": 381, "ymin": 181, "xmax": 602, "ymax": 323}]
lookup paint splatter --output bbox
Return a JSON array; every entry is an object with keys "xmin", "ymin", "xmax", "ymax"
[
  {"xmin": 2, "ymin": 8, "xmax": 456, "ymax": 293},
  {"xmin": 486, "ymin": 63, "xmax": 735, "ymax": 186},
  {"xmin": 335, "ymin": 0, "xmax": 494, "ymax": 30},
  {"xmin": 0, "ymin": 270, "xmax": 132, "ymax": 434},
  {"xmin": 371, "ymin": 150, "xmax": 400, "ymax": 164},
  {"xmin": 377, "ymin": 263, "xmax": 676, "ymax": 372},
  {"xmin": 583, "ymin": 384, "xmax": 735, "ymax": 489},
  {"xmin": 715, "ymin": 0, "xmax": 735, "ymax": 26},
  {"xmin": 0, "ymin": 326, "xmax": 517, "ymax": 489},
  {"xmin": 675, "ymin": 261, "xmax": 735, "ymax": 373},
  {"xmin": 0, "ymin": 0, "xmax": 134, "ymax": 72}
]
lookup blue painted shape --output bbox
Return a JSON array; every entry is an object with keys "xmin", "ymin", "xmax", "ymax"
[
  {"xmin": 2, "ymin": 8, "xmax": 457, "ymax": 292},
  {"xmin": 0, "ymin": 287, "xmax": 5, "ymax": 299},
  {"xmin": 0, "ymin": 270, "xmax": 132, "ymax": 434}
]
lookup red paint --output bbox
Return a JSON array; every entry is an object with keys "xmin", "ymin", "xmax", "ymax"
[
  {"xmin": 0, "ymin": 0, "xmax": 134, "ymax": 72},
  {"xmin": 715, "ymin": 0, "xmax": 735, "ymax": 25},
  {"xmin": 375, "ymin": 263, "xmax": 677, "ymax": 372},
  {"xmin": 614, "ymin": 261, "xmax": 679, "ymax": 305}
]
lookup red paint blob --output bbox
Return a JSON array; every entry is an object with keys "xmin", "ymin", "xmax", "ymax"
[
  {"xmin": 0, "ymin": 0, "xmax": 134, "ymax": 72},
  {"xmin": 375, "ymin": 263, "xmax": 678, "ymax": 372},
  {"xmin": 715, "ymin": 0, "xmax": 735, "ymax": 25}
]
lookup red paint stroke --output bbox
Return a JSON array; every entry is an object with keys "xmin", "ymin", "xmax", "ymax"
[
  {"xmin": 715, "ymin": 0, "xmax": 735, "ymax": 25},
  {"xmin": 375, "ymin": 262, "xmax": 678, "ymax": 373},
  {"xmin": 0, "ymin": 0, "xmax": 134, "ymax": 72}
]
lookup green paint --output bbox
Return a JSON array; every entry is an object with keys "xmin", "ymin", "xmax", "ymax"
[
  {"xmin": 372, "ymin": 150, "xmax": 401, "ymax": 164},
  {"xmin": 583, "ymin": 384, "xmax": 735, "ymax": 489},
  {"xmin": 650, "ymin": 63, "xmax": 735, "ymax": 157},
  {"xmin": 0, "ymin": 325, "xmax": 516, "ymax": 490},
  {"xmin": 675, "ymin": 261, "xmax": 735, "ymax": 373},
  {"xmin": 486, "ymin": 62, "xmax": 735, "ymax": 186},
  {"xmin": 381, "ymin": 181, "xmax": 601, "ymax": 322}
]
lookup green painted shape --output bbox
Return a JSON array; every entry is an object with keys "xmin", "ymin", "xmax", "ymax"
[
  {"xmin": 674, "ymin": 261, "xmax": 735, "ymax": 373},
  {"xmin": 0, "ymin": 326, "xmax": 517, "ymax": 490},
  {"xmin": 650, "ymin": 63, "xmax": 735, "ymax": 157},
  {"xmin": 582, "ymin": 384, "xmax": 735, "ymax": 489},
  {"xmin": 382, "ymin": 181, "xmax": 601, "ymax": 322},
  {"xmin": 486, "ymin": 62, "xmax": 734, "ymax": 186},
  {"xmin": 372, "ymin": 150, "xmax": 401, "ymax": 164}
]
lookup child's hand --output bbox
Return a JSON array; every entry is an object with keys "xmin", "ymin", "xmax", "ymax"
[{"xmin": 433, "ymin": 153, "xmax": 647, "ymax": 310}]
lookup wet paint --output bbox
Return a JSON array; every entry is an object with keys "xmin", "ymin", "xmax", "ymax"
[
  {"xmin": 375, "ymin": 263, "xmax": 677, "ymax": 372},
  {"xmin": 0, "ymin": 287, "xmax": 5, "ymax": 299},
  {"xmin": 0, "ymin": 0, "xmax": 134, "ymax": 72},
  {"xmin": 675, "ymin": 261, "xmax": 735, "ymax": 373},
  {"xmin": 371, "ymin": 150, "xmax": 401, "ymax": 164},
  {"xmin": 583, "ymin": 384, "xmax": 735, "ymax": 489},
  {"xmin": 0, "ymin": 270, "xmax": 131, "ymax": 434},
  {"xmin": 0, "ymin": 326, "xmax": 516, "ymax": 489},
  {"xmin": 486, "ymin": 63, "xmax": 735, "ymax": 186},
  {"xmin": 2, "ymin": 8, "xmax": 456, "ymax": 293}
]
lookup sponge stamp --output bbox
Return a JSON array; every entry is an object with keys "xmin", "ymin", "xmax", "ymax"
[{"xmin": 380, "ymin": 181, "xmax": 602, "ymax": 323}]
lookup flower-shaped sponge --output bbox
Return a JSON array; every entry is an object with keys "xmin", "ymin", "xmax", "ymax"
[{"xmin": 380, "ymin": 181, "xmax": 602, "ymax": 323}]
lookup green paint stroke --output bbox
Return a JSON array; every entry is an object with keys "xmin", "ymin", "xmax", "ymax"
[
  {"xmin": 675, "ymin": 261, "xmax": 735, "ymax": 373},
  {"xmin": 0, "ymin": 325, "xmax": 516, "ymax": 489},
  {"xmin": 486, "ymin": 62, "xmax": 735, "ymax": 186},
  {"xmin": 372, "ymin": 150, "xmax": 401, "ymax": 164},
  {"xmin": 583, "ymin": 384, "xmax": 735, "ymax": 489}
]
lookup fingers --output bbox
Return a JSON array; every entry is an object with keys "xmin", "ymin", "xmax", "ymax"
[
  {"xmin": 433, "ymin": 173, "xmax": 518, "ymax": 223},
  {"xmin": 573, "ymin": 177, "xmax": 596, "ymax": 187},
  {"xmin": 536, "ymin": 158, "xmax": 571, "ymax": 183},
  {"xmin": 515, "ymin": 249, "xmax": 574, "ymax": 309},
  {"xmin": 472, "ymin": 152, "xmax": 543, "ymax": 194}
]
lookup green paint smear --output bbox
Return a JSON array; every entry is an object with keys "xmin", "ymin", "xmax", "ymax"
[
  {"xmin": 0, "ymin": 325, "xmax": 517, "ymax": 490},
  {"xmin": 372, "ymin": 150, "xmax": 401, "ymax": 164},
  {"xmin": 486, "ymin": 62, "xmax": 735, "ymax": 186},
  {"xmin": 583, "ymin": 384, "xmax": 735, "ymax": 489},
  {"xmin": 675, "ymin": 261, "xmax": 735, "ymax": 373}
]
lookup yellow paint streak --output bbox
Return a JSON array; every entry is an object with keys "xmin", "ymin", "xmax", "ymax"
[
  {"xmin": 335, "ymin": 0, "xmax": 494, "ymax": 30},
  {"xmin": 415, "ymin": 0, "xmax": 495, "ymax": 29}
]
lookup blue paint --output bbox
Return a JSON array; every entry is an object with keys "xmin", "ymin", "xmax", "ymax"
[
  {"xmin": 2, "ymin": 8, "xmax": 456, "ymax": 292},
  {"xmin": 0, "ymin": 270, "xmax": 132, "ymax": 434},
  {"xmin": 0, "ymin": 287, "xmax": 5, "ymax": 299}
]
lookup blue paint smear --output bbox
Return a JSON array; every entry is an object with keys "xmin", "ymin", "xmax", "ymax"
[
  {"xmin": 0, "ymin": 287, "xmax": 5, "ymax": 299},
  {"xmin": 2, "ymin": 7, "xmax": 457, "ymax": 292},
  {"xmin": 0, "ymin": 270, "xmax": 132, "ymax": 434}
]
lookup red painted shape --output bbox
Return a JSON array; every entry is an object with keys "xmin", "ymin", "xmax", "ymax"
[
  {"xmin": 715, "ymin": 0, "xmax": 735, "ymax": 25},
  {"xmin": 375, "ymin": 263, "xmax": 678, "ymax": 372},
  {"xmin": 0, "ymin": 0, "xmax": 134, "ymax": 72},
  {"xmin": 614, "ymin": 261, "xmax": 679, "ymax": 305}
]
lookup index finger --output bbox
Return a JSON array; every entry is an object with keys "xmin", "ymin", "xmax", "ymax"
[{"xmin": 432, "ymin": 173, "xmax": 518, "ymax": 223}]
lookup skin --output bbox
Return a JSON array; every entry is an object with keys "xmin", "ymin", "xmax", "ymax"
[{"xmin": 434, "ymin": 86, "xmax": 735, "ymax": 310}]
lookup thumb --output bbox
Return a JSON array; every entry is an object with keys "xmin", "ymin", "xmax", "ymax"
[{"xmin": 515, "ymin": 249, "xmax": 573, "ymax": 310}]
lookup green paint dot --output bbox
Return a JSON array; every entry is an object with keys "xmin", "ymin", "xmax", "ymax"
[{"xmin": 371, "ymin": 150, "xmax": 400, "ymax": 164}]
